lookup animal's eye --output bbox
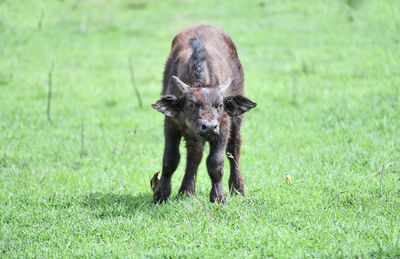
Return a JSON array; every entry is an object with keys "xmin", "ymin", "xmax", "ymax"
[
  {"xmin": 215, "ymin": 103, "xmax": 223, "ymax": 109},
  {"xmin": 187, "ymin": 103, "xmax": 194, "ymax": 109}
]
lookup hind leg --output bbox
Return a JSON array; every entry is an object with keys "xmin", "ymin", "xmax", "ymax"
[
  {"xmin": 179, "ymin": 140, "xmax": 204, "ymax": 196},
  {"xmin": 226, "ymin": 117, "xmax": 244, "ymax": 195}
]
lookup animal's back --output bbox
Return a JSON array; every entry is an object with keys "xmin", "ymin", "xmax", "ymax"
[{"xmin": 162, "ymin": 24, "xmax": 244, "ymax": 97}]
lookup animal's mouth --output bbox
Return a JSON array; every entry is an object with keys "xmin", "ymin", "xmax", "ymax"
[{"xmin": 198, "ymin": 131, "xmax": 218, "ymax": 141}]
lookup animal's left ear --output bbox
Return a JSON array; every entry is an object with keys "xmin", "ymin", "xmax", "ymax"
[
  {"xmin": 223, "ymin": 95, "xmax": 257, "ymax": 117},
  {"xmin": 151, "ymin": 95, "xmax": 182, "ymax": 117}
]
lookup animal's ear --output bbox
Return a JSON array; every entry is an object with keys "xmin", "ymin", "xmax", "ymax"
[
  {"xmin": 223, "ymin": 95, "xmax": 257, "ymax": 117},
  {"xmin": 151, "ymin": 95, "xmax": 182, "ymax": 117}
]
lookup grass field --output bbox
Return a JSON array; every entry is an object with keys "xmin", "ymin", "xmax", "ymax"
[{"xmin": 1, "ymin": 0, "xmax": 400, "ymax": 257}]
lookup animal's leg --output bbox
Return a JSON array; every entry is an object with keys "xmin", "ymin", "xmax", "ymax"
[
  {"xmin": 178, "ymin": 141, "xmax": 204, "ymax": 196},
  {"xmin": 207, "ymin": 135, "xmax": 228, "ymax": 203},
  {"xmin": 153, "ymin": 119, "xmax": 181, "ymax": 203},
  {"xmin": 226, "ymin": 117, "xmax": 244, "ymax": 195}
]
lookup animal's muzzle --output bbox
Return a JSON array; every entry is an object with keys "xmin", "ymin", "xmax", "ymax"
[{"xmin": 197, "ymin": 121, "xmax": 219, "ymax": 138}]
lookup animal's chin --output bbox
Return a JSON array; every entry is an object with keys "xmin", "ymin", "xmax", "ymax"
[{"xmin": 198, "ymin": 132, "xmax": 219, "ymax": 141}]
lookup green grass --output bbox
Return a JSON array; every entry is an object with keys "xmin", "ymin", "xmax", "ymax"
[{"xmin": 1, "ymin": 0, "xmax": 400, "ymax": 257}]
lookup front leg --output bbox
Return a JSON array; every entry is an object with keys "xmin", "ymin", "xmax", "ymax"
[
  {"xmin": 179, "ymin": 140, "xmax": 204, "ymax": 196},
  {"xmin": 153, "ymin": 119, "xmax": 181, "ymax": 203},
  {"xmin": 207, "ymin": 135, "xmax": 228, "ymax": 204}
]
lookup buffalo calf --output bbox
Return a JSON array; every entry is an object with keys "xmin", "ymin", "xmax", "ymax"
[{"xmin": 152, "ymin": 24, "xmax": 256, "ymax": 203}]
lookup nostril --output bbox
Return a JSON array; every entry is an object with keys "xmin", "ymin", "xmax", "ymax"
[
  {"xmin": 212, "ymin": 125, "xmax": 217, "ymax": 129},
  {"xmin": 201, "ymin": 124, "xmax": 207, "ymax": 130}
]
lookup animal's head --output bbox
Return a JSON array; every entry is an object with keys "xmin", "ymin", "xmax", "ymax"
[{"xmin": 152, "ymin": 76, "xmax": 256, "ymax": 140}]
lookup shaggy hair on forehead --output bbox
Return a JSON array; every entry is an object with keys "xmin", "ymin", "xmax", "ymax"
[{"xmin": 190, "ymin": 82, "xmax": 213, "ymax": 89}]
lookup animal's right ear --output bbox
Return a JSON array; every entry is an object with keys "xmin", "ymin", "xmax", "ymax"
[{"xmin": 151, "ymin": 95, "xmax": 182, "ymax": 117}]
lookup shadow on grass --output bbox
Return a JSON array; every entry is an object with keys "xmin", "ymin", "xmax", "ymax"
[
  {"xmin": 76, "ymin": 191, "xmax": 256, "ymax": 219},
  {"xmin": 79, "ymin": 192, "xmax": 157, "ymax": 218},
  {"xmin": 77, "ymin": 191, "xmax": 229, "ymax": 219}
]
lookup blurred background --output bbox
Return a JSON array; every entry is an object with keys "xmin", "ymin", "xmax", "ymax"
[{"xmin": 2, "ymin": 0, "xmax": 399, "ymax": 188}]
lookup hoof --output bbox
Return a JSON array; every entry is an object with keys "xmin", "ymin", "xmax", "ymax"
[
  {"xmin": 153, "ymin": 179, "xmax": 171, "ymax": 204},
  {"xmin": 178, "ymin": 186, "xmax": 195, "ymax": 197},
  {"xmin": 230, "ymin": 186, "xmax": 244, "ymax": 196},
  {"xmin": 210, "ymin": 183, "xmax": 226, "ymax": 204},
  {"xmin": 229, "ymin": 178, "xmax": 244, "ymax": 196}
]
